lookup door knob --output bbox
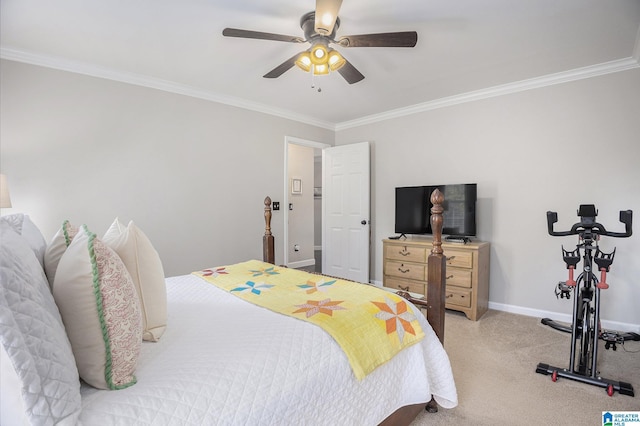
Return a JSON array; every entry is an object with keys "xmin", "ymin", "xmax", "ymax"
[{"xmin": 361, "ymin": 220, "xmax": 367, "ymax": 225}]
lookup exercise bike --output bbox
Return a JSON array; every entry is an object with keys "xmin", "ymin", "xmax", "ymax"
[{"xmin": 536, "ymin": 204, "xmax": 639, "ymax": 397}]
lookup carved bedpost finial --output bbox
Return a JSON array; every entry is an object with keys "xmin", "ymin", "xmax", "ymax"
[
  {"xmin": 430, "ymin": 188, "xmax": 444, "ymax": 255},
  {"xmin": 264, "ymin": 196, "xmax": 272, "ymax": 236},
  {"xmin": 263, "ymin": 196, "xmax": 275, "ymax": 264}
]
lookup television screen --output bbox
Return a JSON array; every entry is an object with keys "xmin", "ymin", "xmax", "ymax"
[
  {"xmin": 394, "ymin": 186, "xmax": 428, "ymax": 235},
  {"xmin": 427, "ymin": 184, "xmax": 477, "ymax": 237},
  {"xmin": 394, "ymin": 183, "xmax": 477, "ymax": 237}
]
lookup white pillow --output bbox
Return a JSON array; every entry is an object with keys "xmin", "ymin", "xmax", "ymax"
[
  {"xmin": 103, "ymin": 218, "xmax": 167, "ymax": 341},
  {"xmin": 0, "ymin": 222, "xmax": 81, "ymax": 424},
  {"xmin": 44, "ymin": 220, "xmax": 79, "ymax": 287},
  {"xmin": 1, "ymin": 214, "xmax": 47, "ymax": 268},
  {"xmin": 53, "ymin": 225, "xmax": 143, "ymax": 390}
]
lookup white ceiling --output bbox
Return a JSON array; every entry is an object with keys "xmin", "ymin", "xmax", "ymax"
[{"xmin": 2, "ymin": 0, "xmax": 639, "ymax": 129}]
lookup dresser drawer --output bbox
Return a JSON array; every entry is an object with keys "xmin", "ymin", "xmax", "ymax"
[
  {"xmin": 385, "ymin": 244, "xmax": 427, "ymax": 263},
  {"xmin": 445, "ymin": 249, "xmax": 473, "ymax": 269},
  {"xmin": 385, "ymin": 260, "xmax": 426, "ymax": 281},
  {"xmin": 445, "ymin": 287, "xmax": 471, "ymax": 308},
  {"xmin": 445, "ymin": 268, "xmax": 472, "ymax": 288},
  {"xmin": 384, "ymin": 277, "xmax": 425, "ymax": 296}
]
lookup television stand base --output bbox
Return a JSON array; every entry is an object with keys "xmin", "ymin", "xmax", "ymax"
[
  {"xmin": 389, "ymin": 234, "xmax": 407, "ymax": 240},
  {"xmin": 445, "ymin": 236, "xmax": 471, "ymax": 243}
]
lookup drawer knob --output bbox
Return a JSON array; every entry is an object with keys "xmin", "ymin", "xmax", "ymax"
[
  {"xmin": 446, "ymin": 255, "xmax": 456, "ymax": 262},
  {"xmin": 398, "ymin": 266, "xmax": 410, "ymax": 273},
  {"xmin": 446, "ymin": 275, "xmax": 454, "ymax": 280},
  {"xmin": 399, "ymin": 247, "xmax": 411, "ymax": 256},
  {"xmin": 446, "ymin": 294, "xmax": 454, "ymax": 299},
  {"xmin": 398, "ymin": 285, "xmax": 410, "ymax": 292}
]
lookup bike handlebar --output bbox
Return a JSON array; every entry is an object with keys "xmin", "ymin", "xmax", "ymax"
[{"xmin": 547, "ymin": 208, "xmax": 633, "ymax": 238}]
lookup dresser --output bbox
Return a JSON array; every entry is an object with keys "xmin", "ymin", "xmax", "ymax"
[{"xmin": 382, "ymin": 238, "xmax": 490, "ymax": 320}]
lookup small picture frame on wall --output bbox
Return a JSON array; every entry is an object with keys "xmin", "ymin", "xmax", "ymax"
[{"xmin": 291, "ymin": 178, "xmax": 302, "ymax": 195}]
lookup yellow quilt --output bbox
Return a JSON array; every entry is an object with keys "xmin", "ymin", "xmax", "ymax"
[{"xmin": 193, "ymin": 259, "xmax": 424, "ymax": 380}]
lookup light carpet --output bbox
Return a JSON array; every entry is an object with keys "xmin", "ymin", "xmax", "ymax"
[{"xmin": 410, "ymin": 310, "xmax": 640, "ymax": 426}]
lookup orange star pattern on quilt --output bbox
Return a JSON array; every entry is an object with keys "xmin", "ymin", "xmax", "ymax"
[
  {"xmin": 372, "ymin": 297, "xmax": 417, "ymax": 342},
  {"xmin": 293, "ymin": 299, "xmax": 346, "ymax": 318}
]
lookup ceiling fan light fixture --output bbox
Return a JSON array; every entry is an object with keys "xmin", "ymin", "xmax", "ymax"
[
  {"xmin": 313, "ymin": 63, "xmax": 329, "ymax": 75},
  {"xmin": 327, "ymin": 49, "xmax": 345, "ymax": 71},
  {"xmin": 295, "ymin": 52, "xmax": 312, "ymax": 72},
  {"xmin": 310, "ymin": 44, "xmax": 328, "ymax": 66}
]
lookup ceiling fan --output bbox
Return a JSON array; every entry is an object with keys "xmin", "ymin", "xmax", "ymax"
[{"xmin": 222, "ymin": 0, "xmax": 418, "ymax": 84}]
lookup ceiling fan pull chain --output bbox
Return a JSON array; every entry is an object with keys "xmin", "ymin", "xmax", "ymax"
[{"xmin": 311, "ymin": 66, "xmax": 321, "ymax": 92}]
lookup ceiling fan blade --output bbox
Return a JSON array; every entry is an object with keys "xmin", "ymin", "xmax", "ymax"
[
  {"xmin": 315, "ymin": 0, "xmax": 343, "ymax": 36},
  {"xmin": 337, "ymin": 58, "xmax": 365, "ymax": 84},
  {"xmin": 223, "ymin": 28, "xmax": 304, "ymax": 43},
  {"xmin": 337, "ymin": 31, "xmax": 418, "ymax": 48},
  {"xmin": 263, "ymin": 53, "xmax": 302, "ymax": 79}
]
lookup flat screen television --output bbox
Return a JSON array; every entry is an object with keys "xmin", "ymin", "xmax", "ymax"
[
  {"xmin": 394, "ymin": 186, "xmax": 429, "ymax": 235},
  {"xmin": 394, "ymin": 183, "xmax": 477, "ymax": 238}
]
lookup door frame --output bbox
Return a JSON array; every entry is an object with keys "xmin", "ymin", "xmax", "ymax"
[{"xmin": 283, "ymin": 136, "xmax": 330, "ymax": 267}]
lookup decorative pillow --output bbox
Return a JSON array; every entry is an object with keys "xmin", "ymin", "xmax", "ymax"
[
  {"xmin": 103, "ymin": 218, "xmax": 167, "ymax": 342},
  {"xmin": 44, "ymin": 220, "xmax": 79, "ymax": 287},
  {"xmin": 53, "ymin": 225, "xmax": 142, "ymax": 390},
  {"xmin": 1, "ymin": 213, "xmax": 47, "ymax": 268},
  {"xmin": 0, "ymin": 222, "xmax": 81, "ymax": 424}
]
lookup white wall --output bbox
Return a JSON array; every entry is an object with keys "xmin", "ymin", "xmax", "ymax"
[
  {"xmin": 0, "ymin": 59, "xmax": 334, "ymax": 275},
  {"xmin": 336, "ymin": 68, "xmax": 640, "ymax": 330}
]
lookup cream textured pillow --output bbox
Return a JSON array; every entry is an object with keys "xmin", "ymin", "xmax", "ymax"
[
  {"xmin": 103, "ymin": 218, "xmax": 167, "ymax": 342},
  {"xmin": 44, "ymin": 220, "xmax": 79, "ymax": 287},
  {"xmin": 53, "ymin": 225, "xmax": 142, "ymax": 390}
]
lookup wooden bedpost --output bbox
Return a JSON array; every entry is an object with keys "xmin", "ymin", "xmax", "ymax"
[
  {"xmin": 263, "ymin": 196, "xmax": 275, "ymax": 264},
  {"xmin": 427, "ymin": 188, "xmax": 446, "ymax": 344}
]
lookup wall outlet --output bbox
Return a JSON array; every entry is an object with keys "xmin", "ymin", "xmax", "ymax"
[{"xmin": 294, "ymin": 244, "xmax": 300, "ymax": 252}]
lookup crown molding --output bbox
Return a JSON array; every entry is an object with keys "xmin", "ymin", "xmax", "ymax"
[
  {"xmin": 2, "ymin": 47, "xmax": 638, "ymax": 133},
  {"xmin": 0, "ymin": 47, "xmax": 336, "ymax": 131},
  {"xmin": 334, "ymin": 56, "xmax": 640, "ymax": 131}
]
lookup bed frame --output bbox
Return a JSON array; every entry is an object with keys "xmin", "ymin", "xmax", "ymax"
[{"xmin": 261, "ymin": 190, "xmax": 447, "ymax": 424}]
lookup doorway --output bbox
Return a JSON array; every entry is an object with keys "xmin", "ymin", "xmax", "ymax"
[{"xmin": 283, "ymin": 136, "xmax": 330, "ymax": 270}]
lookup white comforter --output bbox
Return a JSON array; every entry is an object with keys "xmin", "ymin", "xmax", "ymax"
[{"xmin": 79, "ymin": 274, "xmax": 457, "ymax": 425}]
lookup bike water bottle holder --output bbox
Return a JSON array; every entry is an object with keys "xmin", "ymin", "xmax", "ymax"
[
  {"xmin": 594, "ymin": 247, "xmax": 615, "ymax": 272},
  {"xmin": 562, "ymin": 246, "xmax": 580, "ymax": 268}
]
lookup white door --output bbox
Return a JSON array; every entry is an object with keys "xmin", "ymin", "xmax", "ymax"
[{"xmin": 322, "ymin": 142, "xmax": 370, "ymax": 283}]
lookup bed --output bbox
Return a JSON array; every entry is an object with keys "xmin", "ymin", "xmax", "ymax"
[{"xmin": 0, "ymin": 191, "xmax": 457, "ymax": 426}]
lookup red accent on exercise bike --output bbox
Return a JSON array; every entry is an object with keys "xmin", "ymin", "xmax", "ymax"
[
  {"xmin": 566, "ymin": 266, "xmax": 577, "ymax": 287},
  {"xmin": 597, "ymin": 268, "xmax": 609, "ymax": 290}
]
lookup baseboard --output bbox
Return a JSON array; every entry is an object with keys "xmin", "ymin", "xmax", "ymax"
[
  {"xmin": 288, "ymin": 258, "xmax": 315, "ymax": 269},
  {"xmin": 488, "ymin": 301, "xmax": 640, "ymax": 333}
]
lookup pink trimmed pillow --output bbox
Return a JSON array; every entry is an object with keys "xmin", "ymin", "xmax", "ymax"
[
  {"xmin": 53, "ymin": 225, "xmax": 142, "ymax": 390},
  {"xmin": 44, "ymin": 220, "xmax": 79, "ymax": 287},
  {"xmin": 103, "ymin": 218, "xmax": 167, "ymax": 342}
]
